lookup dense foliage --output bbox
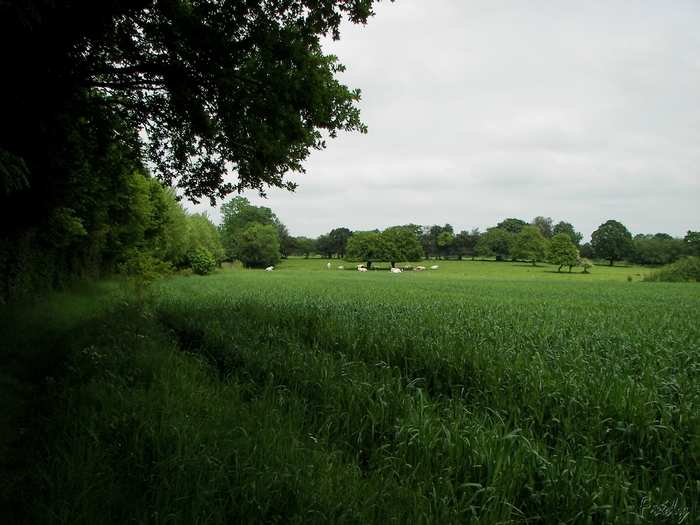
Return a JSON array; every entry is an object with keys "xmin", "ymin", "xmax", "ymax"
[
  {"xmin": 345, "ymin": 227, "xmax": 424, "ymax": 268},
  {"xmin": 548, "ymin": 234, "xmax": 579, "ymax": 272},
  {"xmin": 644, "ymin": 256, "xmax": 700, "ymax": 283},
  {"xmin": 219, "ymin": 196, "xmax": 291, "ymax": 267},
  {"xmin": 510, "ymin": 225, "xmax": 548, "ymax": 265},
  {"xmin": 0, "ymin": 0, "xmax": 385, "ymax": 302},
  {"xmin": 591, "ymin": 220, "xmax": 633, "ymax": 266}
]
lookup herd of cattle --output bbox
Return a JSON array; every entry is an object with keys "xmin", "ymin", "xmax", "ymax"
[
  {"xmin": 265, "ymin": 264, "xmax": 440, "ymax": 272},
  {"xmin": 349, "ymin": 264, "xmax": 439, "ymax": 273}
]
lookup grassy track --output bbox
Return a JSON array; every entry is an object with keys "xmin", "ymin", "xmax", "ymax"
[{"xmin": 3, "ymin": 261, "xmax": 699, "ymax": 523}]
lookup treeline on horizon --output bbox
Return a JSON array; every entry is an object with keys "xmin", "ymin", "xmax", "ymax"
[{"xmin": 216, "ymin": 198, "xmax": 699, "ymax": 270}]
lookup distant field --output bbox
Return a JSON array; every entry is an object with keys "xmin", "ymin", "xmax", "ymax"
[
  {"xmin": 248, "ymin": 256, "xmax": 650, "ymax": 282},
  {"xmin": 7, "ymin": 264, "xmax": 699, "ymax": 523}
]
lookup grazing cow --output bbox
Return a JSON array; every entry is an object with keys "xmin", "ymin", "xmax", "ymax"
[
  {"xmin": 338, "ymin": 265, "xmax": 345, "ymax": 270},
  {"xmin": 327, "ymin": 262, "xmax": 331, "ymax": 270},
  {"xmin": 356, "ymin": 264, "xmax": 367, "ymax": 270},
  {"xmin": 265, "ymin": 266, "xmax": 274, "ymax": 271},
  {"xmin": 358, "ymin": 267, "xmax": 368, "ymax": 272},
  {"xmin": 390, "ymin": 267, "xmax": 403, "ymax": 274},
  {"xmin": 416, "ymin": 266, "xmax": 426, "ymax": 271},
  {"xmin": 430, "ymin": 265, "xmax": 439, "ymax": 270}
]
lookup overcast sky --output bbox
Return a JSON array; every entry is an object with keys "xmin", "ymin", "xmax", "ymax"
[{"xmin": 189, "ymin": 0, "xmax": 700, "ymax": 242}]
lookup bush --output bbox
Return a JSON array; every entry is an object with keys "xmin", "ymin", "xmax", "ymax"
[
  {"xmin": 118, "ymin": 250, "xmax": 172, "ymax": 289},
  {"xmin": 644, "ymin": 256, "xmax": 700, "ymax": 282},
  {"xmin": 187, "ymin": 246, "xmax": 217, "ymax": 275}
]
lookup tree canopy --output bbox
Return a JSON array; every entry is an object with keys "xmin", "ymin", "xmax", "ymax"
[
  {"xmin": 552, "ymin": 221, "xmax": 583, "ymax": 246},
  {"xmin": 591, "ymin": 220, "xmax": 633, "ymax": 266},
  {"xmin": 531, "ymin": 216, "xmax": 554, "ymax": 240},
  {"xmin": 496, "ymin": 218, "xmax": 528, "ymax": 235},
  {"xmin": 548, "ymin": 233, "xmax": 579, "ymax": 272},
  {"xmin": 510, "ymin": 226, "xmax": 548, "ymax": 266},
  {"xmin": 219, "ymin": 196, "xmax": 288, "ymax": 264},
  {"xmin": 475, "ymin": 228, "xmax": 514, "ymax": 261},
  {"xmin": 1, "ymin": 0, "xmax": 389, "ymax": 203},
  {"xmin": 345, "ymin": 227, "xmax": 423, "ymax": 268}
]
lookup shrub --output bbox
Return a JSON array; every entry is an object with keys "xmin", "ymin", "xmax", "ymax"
[
  {"xmin": 118, "ymin": 250, "xmax": 172, "ymax": 289},
  {"xmin": 644, "ymin": 256, "xmax": 700, "ymax": 282},
  {"xmin": 187, "ymin": 246, "xmax": 217, "ymax": 275}
]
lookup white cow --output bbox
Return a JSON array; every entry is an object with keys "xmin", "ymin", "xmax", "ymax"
[
  {"xmin": 358, "ymin": 267, "xmax": 368, "ymax": 272},
  {"xmin": 327, "ymin": 262, "xmax": 331, "ymax": 270},
  {"xmin": 430, "ymin": 265, "xmax": 439, "ymax": 270},
  {"xmin": 338, "ymin": 265, "xmax": 345, "ymax": 270},
  {"xmin": 416, "ymin": 266, "xmax": 426, "ymax": 271},
  {"xmin": 356, "ymin": 264, "xmax": 367, "ymax": 270},
  {"xmin": 265, "ymin": 266, "xmax": 274, "ymax": 271},
  {"xmin": 390, "ymin": 267, "xmax": 403, "ymax": 274}
]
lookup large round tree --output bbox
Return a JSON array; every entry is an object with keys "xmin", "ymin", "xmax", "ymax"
[
  {"xmin": 548, "ymin": 233, "xmax": 579, "ymax": 272},
  {"xmin": 510, "ymin": 226, "xmax": 548, "ymax": 266},
  {"xmin": 345, "ymin": 227, "xmax": 423, "ymax": 269},
  {"xmin": 591, "ymin": 220, "xmax": 633, "ymax": 266}
]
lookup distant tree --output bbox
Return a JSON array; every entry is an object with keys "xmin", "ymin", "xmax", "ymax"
[
  {"xmin": 579, "ymin": 242, "xmax": 594, "ymax": 259},
  {"xmin": 496, "ymin": 218, "xmax": 528, "ymax": 235},
  {"xmin": 295, "ymin": 237, "xmax": 316, "ymax": 258},
  {"xmin": 684, "ymin": 231, "xmax": 700, "ymax": 256},
  {"xmin": 591, "ymin": 220, "xmax": 633, "ymax": 266},
  {"xmin": 631, "ymin": 233, "xmax": 684, "ymax": 266},
  {"xmin": 552, "ymin": 221, "xmax": 583, "ymax": 246},
  {"xmin": 475, "ymin": 227, "xmax": 514, "ymax": 261},
  {"xmin": 327, "ymin": 227, "xmax": 354, "ymax": 258},
  {"xmin": 382, "ymin": 226, "xmax": 425, "ymax": 265},
  {"xmin": 437, "ymin": 230, "xmax": 455, "ymax": 259},
  {"xmin": 345, "ymin": 227, "xmax": 423, "ymax": 269},
  {"xmin": 220, "ymin": 197, "xmax": 278, "ymax": 260},
  {"xmin": 452, "ymin": 228, "xmax": 481, "ymax": 260},
  {"xmin": 273, "ymin": 219, "xmax": 297, "ymax": 259},
  {"xmin": 185, "ymin": 213, "xmax": 226, "ymax": 267},
  {"xmin": 531, "ymin": 216, "xmax": 554, "ymax": 240},
  {"xmin": 345, "ymin": 231, "xmax": 395, "ymax": 269},
  {"xmin": 399, "ymin": 224, "xmax": 424, "ymax": 237},
  {"xmin": 419, "ymin": 225, "xmax": 444, "ymax": 259},
  {"xmin": 511, "ymin": 226, "xmax": 548, "ymax": 266},
  {"xmin": 315, "ymin": 234, "xmax": 333, "ymax": 259},
  {"xmin": 453, "ymin": 228, "xmax": 481, "ymax": 260},
  {"xmin": 237, "ymin": 223, "xmax": 281, "ymax": 268},
  {"xmin": 549, "ymin": 233, "xmax": 579, "ymax": 272}
]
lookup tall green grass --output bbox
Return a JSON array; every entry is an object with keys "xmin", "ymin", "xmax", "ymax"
[{"xmin": 8, "ymin": 268, "xmax": 700, "ymax": 523}]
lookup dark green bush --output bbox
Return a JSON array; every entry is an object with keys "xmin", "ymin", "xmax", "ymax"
[
  {"xmin": 187, "ymin": 246, "xmax": 216, "ymax": 275},
  {"xmin": 644, "ymin": 256, "xmax": 700, "ymax": 282}
]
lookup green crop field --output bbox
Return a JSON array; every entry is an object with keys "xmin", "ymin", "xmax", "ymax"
[{"xmin": 2, "ymin": 260, "xmax": 699, "ymax": 523}]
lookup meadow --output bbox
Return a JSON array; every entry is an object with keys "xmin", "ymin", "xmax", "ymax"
[{"xmin": 2, "ymin": 259, "xmax": 699, "ymax": 523}]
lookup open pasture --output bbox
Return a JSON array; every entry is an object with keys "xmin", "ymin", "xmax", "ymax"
[
  {"xmin": 256, "ymin": 256, "xmax": 649, "ymax": 282},
  {"xmin": 16, "ymin": 266, "xmax": 700, "ymax": 524}
]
